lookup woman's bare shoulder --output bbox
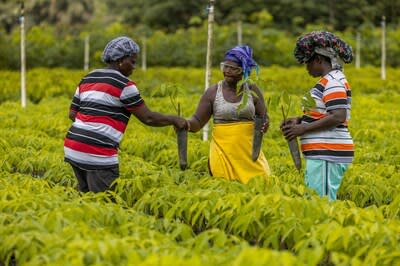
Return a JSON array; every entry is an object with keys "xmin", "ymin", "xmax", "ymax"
[{"xmin": 203, "ymin": 83, "xmax": 219, "ymax": 98}]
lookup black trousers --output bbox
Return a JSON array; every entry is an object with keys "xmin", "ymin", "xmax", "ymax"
[{"xmin": 70, "ymin": 164, "xmax": 119, "ymax": 193}]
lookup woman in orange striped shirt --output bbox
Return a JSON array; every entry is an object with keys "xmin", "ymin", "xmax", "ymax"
[{"xmin": 281, "ymin": 31, "xmax": 354, "ymax": 201}]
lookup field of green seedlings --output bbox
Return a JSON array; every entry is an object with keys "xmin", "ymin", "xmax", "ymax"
[{"xmin": 0, "ymin": 66, "xmax": 399, "ymax": 265}]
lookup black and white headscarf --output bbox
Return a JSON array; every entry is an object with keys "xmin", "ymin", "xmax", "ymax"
[{"xmin": 102, "ymin": 36, "xmax": 140, "ymax": 63}]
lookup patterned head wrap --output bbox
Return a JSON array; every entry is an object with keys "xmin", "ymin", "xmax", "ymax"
[
  {"xmin": 294, "ymin": 31, "xmax": 353, "ymax": 70},
  {"xmin": 102, "ymin": 36, "xmax": 140, "ymax": 63},
  {"xmin": 224, "ymin": 45, "xmax": 259, "ymax": 79}
]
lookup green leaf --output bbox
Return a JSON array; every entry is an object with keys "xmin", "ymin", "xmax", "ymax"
[{"xmin": 301, "ymin": 92, "xmax": 316, "ymax": 111}]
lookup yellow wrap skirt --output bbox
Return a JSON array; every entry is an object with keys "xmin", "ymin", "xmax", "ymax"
[{"xmin": 209, "ymin": 122, "xmax": 270, "ymax": 184}]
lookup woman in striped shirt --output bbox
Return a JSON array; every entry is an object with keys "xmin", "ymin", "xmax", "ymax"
[
  {"xmin": 64, "ymin": 36, "xmax": 188, "ymax": 193},
  {"xmin": 281, "ymin": 31, "xmax": 354, "ymax": 201}
]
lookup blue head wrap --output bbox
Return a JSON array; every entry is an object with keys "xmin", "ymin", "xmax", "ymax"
[
  {"xmin": 224, "ymin": 45, "xmax": 258, "ymax": 79},
  {"xmin": 102, "ymin": 36, "xmax": 140, "ymax": 63}
]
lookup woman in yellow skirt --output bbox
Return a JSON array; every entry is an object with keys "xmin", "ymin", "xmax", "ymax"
[{"xmin": 186, "ymin": 45, "xmax": 270, "ymax": 184}]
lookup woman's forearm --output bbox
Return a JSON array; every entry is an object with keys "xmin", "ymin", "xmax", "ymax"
[{"xmin": 187, "ymin": 116, "xmax": 203, "ymax": 133}]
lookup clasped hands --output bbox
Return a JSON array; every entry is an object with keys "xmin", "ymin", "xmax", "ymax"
[{"xmin": 280, "ymin": 117, "xmax": 305, "ymax": 141}]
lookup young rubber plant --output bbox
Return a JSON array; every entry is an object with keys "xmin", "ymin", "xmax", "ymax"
[
  {"xmin": 279, "ymin": 91, "xmax": 302, "ymax": 171},
  {"xmin": 236, "ymin": 75, "xmax": 269, "ymax": 161},
  {"xmin": 156, "ymin": 82, "xmax": 188, "ymax": 170},
  {"xmin": 301, "ymin": 91, "xmax": 317, "ymax": 113},
  {"xmin": 236, "ymin": 76, "xmax": 260, "ymax": 113}
]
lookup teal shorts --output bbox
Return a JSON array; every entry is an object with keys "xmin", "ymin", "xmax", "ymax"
[{"xmin": 305, "ymin": 159, "xmax": 349, "ymax": 201}]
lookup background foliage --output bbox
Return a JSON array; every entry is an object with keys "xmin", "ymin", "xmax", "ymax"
[
  {"xmin": 0, "ymin": 66, "xmax": 399, "ymax": 265},
  {"xmin": 0, "ymin": 0, "xmax": 400, "ymax": 69},
  {"xmin": 1, "ymin": 0, "xmax": 400, "ymax": 33}
]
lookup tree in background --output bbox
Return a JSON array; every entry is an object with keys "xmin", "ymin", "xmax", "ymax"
[
  {"xmin": 1, "ymin": 0, "xmax": 400, "ymax": 34},
  {"xmin": 0, "ymin": 0, "xmax": 17, "ymax": 33},
  {"xmin": 108, "ymin": 0, "xmax": 400, "ymax": 32},
  {"xmin": 0, "ymin": 0, "xmax": 93, "ymax": 33},
  {"xmin": 0, "ymin": 0, "xmax": 400, "ymax": 69}
]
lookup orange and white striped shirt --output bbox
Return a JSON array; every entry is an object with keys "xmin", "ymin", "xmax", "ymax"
[{"xmin": 300, "ymin": 70, "xmax": 354, "ymax": 163}]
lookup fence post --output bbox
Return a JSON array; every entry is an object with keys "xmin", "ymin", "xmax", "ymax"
[
  {"xmin": 20, "ymin": 1, "xmax": 26, "ymax": 108},
  {"xmin": 203, "ymin": 0, "xmax": 215, "ymax": 141},
  {"xmin": 381, "ymin": 16, "xmax": 386, "ymax": 80},
  {"xmin": 84, "ymin": 35, "xmax": 90, "ymax": 71},
  {"xmin": 237, "ymin": 20, "xmax": 242, "ymax": 45},
  {"xmin": 355, "ymin": 32, "xmax": 361, "ymax": 69},
  {"xmin": 141, "ymin": 36, "xmax": 147, "ymax": 71}
]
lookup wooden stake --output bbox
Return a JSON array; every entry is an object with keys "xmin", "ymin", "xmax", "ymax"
[
  {"xmin": 355, "ymin": 32, "xmax": 361, "ymax": 69},
  {"xmin": 203, "ymin": 0, "xmax": 215, "ymax": 141},
  {"xmin": 237, "ymin": 20, "xmax": 242, "ymax": 45},
  {"xmin": 381, "ymin": 16, "xmax": 386, "ymax": 80},
  {"xmin": 142, "ymin": 36, "xmax": 147, "ymax": 71},
  {"xmin": 20, "ymin": 1, "xmax": 26, "ymax": 108},
  {"xmin": 84, "ymin": 35, "xmax": 90, "ymax": 71}
]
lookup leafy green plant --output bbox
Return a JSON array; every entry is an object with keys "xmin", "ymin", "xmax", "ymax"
[
  {"xmin": 236, "ymin": 77, "xmax": 260, "ymax": 113},
  {"xmin": 274, "ymin": 91, "xmax": 302, "ymax": 171},
  {"xmin": 1, "ymin": 67, "xmax": 400, "ymax": 266},
  {"xmin": 301, "ymin": 91, "xmax": 317, "ymax": 112}
]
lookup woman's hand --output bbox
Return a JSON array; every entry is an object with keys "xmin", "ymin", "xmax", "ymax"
[
  {"xmin": 261, "ymin": 118, "xmax": 269, "ymax": 133},
  {"xmin": 185, "ymin": 119, "xmax": 191, "ymax": 131},
  {"xmin": 280, "ymin": 117, "xmax": 303, "ymax": 140},
  {"xmin": 173, "ymin": 117, "xmax": 188, "ymax": 130},
  {"xmin": 280, "ymin": 117, "xmax": 300, "ymax": 129},
  {"xmin": 281, "ymin": 123, "xmax": 306, "ymax": 140}
]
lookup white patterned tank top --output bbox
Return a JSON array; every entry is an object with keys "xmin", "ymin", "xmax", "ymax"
[{"xmin": 213, "ymin": 81, "xmax": 255, "ymax": 123}]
